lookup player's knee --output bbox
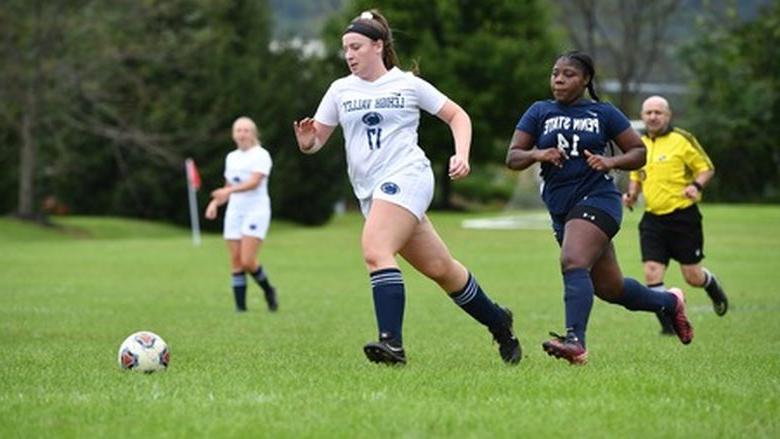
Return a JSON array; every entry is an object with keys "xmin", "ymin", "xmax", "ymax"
[
  {"xmin": 560, "ymin": 254, "xmax": 589, "ymax": 272},
  {"xmin": 682, "ymin": 270, "xmax": 704, "ymax": 287},
  {"xmin": 362, "ymin": 248, "xmax": 393, "ymax": 271},
  {"xmin": 239, "ymin": 258, "xmax": 256, "ymax": 272},
  {"xmin": 240, "ymin": 264, "xmax": 255, "ymax": 273}
]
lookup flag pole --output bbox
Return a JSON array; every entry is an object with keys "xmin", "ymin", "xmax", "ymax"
[{"xmin": 185, "ymin": 158, "xmax": 202, "ymax": 247}]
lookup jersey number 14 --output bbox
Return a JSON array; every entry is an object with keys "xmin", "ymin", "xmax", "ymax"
[{"xmin": 557, "ymin": 133, "xmax": 581, "ymax": 157}]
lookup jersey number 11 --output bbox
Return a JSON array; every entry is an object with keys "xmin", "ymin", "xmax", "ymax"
[{"xmin": 367, "ymin": 128, "xmax": 382, "ymax": 150}]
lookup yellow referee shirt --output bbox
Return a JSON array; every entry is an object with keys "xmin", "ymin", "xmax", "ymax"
[{"xmin": 630, "ymin": 127, "xmax": 714, "ymax": 215}]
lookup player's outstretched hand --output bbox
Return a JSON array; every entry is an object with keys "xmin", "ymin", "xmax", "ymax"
[
  {"xmin": 584, "ymin": 150, "xmax": 614, "ymax": 171},
  {"xmin": 293, "ymin": 118, "xmax": 317, "ymax": 152}
]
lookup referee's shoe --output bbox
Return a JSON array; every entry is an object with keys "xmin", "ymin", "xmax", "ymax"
[{"xmin": 704, "ymin": 271, "xmax": 729, "ymax": 316}]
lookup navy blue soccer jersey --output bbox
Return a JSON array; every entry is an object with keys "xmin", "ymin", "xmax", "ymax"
[{"xmin": 516, "ymin": 99, "xmax": 631, "ymax": 216}]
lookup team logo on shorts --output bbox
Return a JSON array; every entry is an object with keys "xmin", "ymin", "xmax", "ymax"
[
  {"xmin": 249, "ymin": 224, "xmax": 257, "ymax": 230},
  {"xmin": 381, "ymin": 182, "xmax": 400, "ymax": 195},
  {"xmin": 362, "ymin": 112, "xmax": 383, "ymax": 126}
]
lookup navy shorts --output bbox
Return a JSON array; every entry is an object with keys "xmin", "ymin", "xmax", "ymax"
[
  {"xmin": 639, "ymin": 204, "xmax": 704, "ymax": 265},
  {"xmin": 551, "ymin": 193, "xmax": 622, "ymax": 244}
]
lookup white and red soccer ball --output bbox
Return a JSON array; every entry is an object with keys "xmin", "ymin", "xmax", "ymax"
[{"xmin": 117, "ymin": 331, "xmax": 170, "ymax": 373}]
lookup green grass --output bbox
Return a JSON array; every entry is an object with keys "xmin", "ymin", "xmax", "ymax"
[{"xmin": 1, "ymin": 206, "xmax": 778, "ymax": 438}]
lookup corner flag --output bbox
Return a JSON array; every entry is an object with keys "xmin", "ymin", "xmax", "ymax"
[
  {"xmin": 186, "ymin": 158, "xmax": 201, "ymax": 190},
  {"xmin": 185, "ymin": 158, "xmax": 202, "ymax": 246}
]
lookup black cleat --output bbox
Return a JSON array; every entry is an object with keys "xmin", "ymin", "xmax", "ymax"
[
  {"xmin": 264, "ymin": 287, "xmax": 278, "ymax": 312},
  {"xmin": 363, "ymin": 337, "xmax": 406, "ymax": 365},
  {"xmin": 655, "ymin": 311, "xmax": 676, "ymax": 335},
  {"xmin": 704, "ymin": 275, "xmax": 728, "ymax": 316},
  {"xmin": 490, "ymin": 306, "xmax": 522, "ymax": 365}
]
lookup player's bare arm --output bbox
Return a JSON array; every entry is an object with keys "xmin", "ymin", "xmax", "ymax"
[
  {"xmin": 622, "ymin": 180, "xmax": 642, "ymax": 210},
  {"xmin": 506, "ymin": 129, "xmax": 566, "ymax": 170},
  {"xmin": 605, "ymin": 127, "xmax": 647, "ymax": 171},
  {"xmin": 211, "ymin": 173, "xmax": 264, "ymax": 201},
  {"xmin": 436, "ymin": 99, "xmax": 472, "ymax": 180}
]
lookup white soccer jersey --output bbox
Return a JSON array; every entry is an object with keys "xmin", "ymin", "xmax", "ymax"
[
  {"xmin": 314, "ymin": 67, "xmax": 447, "ymax": 199},
  {"xmin": 224, "ymin": 145, "xmax": 272, "ymax": 214}
]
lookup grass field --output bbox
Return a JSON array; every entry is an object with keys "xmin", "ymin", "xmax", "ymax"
[{"xmin": 1, "ymin": 205, "xmax": 778, "ymax": 438}]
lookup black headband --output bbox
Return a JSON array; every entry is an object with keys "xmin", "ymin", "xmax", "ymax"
[{"xmin": 344, "ymin": 21, "xmax": 384, "ymax": 41}]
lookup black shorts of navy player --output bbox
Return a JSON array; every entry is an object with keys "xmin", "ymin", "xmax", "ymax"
[
  {"xmin": 293, "ymin": 9, "xmax": 521, "ymax": 366},
  {"xmin": 505, "ymin": 51, "xmax": 693, "ymax": 365}
]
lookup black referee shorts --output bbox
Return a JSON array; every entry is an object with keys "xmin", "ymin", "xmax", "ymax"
[{"xmin": 639, "ymin": 204, "xmax": 704, "ymax": 265}]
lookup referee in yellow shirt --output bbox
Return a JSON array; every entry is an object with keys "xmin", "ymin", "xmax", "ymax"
[{"xmin": 623, "ymin": 96, "xmax": 728, "ymax": 334}]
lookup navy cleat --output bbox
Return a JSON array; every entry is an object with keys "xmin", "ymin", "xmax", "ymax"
[
  {"xmin": 364, "ymin": 335, "xmax": 406, "ymax": 365},
  {"xmin": 264, "ymin": 287, "xmax": 278, "ymax": 312},
  {"xmin": 490, "ymin": 306, "xmax": 522, "ymax": 365},
  {"xmin": 542, "ymin": 331, "xmax": 588, "ymax": 365}
]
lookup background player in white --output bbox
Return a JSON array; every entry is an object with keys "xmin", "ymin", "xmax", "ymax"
[
  {"xmin": 206, "ymin": 116, "xmax": 278, "ymax": 312},
  {"xmin": 293, "ymin": 9, "xmax": 520, "ymax": 366}
]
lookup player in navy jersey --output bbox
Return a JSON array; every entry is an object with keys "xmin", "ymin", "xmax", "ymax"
[
  {"xmin": 505, "ymin": 51, "xmax": 693, "ymax": 365},
  {"xmin": 293, "ymin": 9, "xmax": 520, "ymax": 366}
]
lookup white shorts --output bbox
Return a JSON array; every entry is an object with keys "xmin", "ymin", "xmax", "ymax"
[
  {"xmin": 223, "ymin": 208, "xmax": 270, "ymax": 240},
  {"xmin": 359, "ymin": 162, "xmax": 434, "ymax": 221}
]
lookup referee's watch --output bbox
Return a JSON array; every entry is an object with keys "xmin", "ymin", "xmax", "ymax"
[{"xmin": 691, "ymin": 181, "xmax": 704, "ymax": 192}]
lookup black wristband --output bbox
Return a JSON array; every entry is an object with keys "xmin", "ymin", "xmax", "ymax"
[{"xmin": 691, "ymin": 181, "xmax": 703, "ymax": 191}]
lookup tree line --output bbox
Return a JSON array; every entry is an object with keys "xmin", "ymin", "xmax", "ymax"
[{"xmin": 1, "ymin": 0, "xmax": 777, "ymax": 229}]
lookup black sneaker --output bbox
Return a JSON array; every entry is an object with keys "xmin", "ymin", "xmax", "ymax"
[
  {"xmin": 490, "ymin": 306, "xmax": 522, "ymax": 365},
  {"xmin": 705, "ymin": 275, "xmax": 728, "ymax": 316},
  {"xmin": 655, "ymin": 311, "xmax": 676, "ymax": 336},
  {"xmin": 264, "ymin": 287, "xmax": 278, "ymax": 312},
  {"xmin": 364, "ymin": 336, "xmax": 406, "ymax": 365}
]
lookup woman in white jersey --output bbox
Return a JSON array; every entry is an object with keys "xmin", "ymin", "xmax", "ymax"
[
  {"xmin": 293, "ymin": 10, "xmax": 521, "ymax": 366},
  {"xmin": 205, "ymin": 116, "xmax": 278, "ymax": 313}
]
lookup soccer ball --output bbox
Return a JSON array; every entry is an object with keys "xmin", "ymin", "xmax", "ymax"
[{"xmin": 117, "ymin": 331, "xmax": 170, "ymax": 373}]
